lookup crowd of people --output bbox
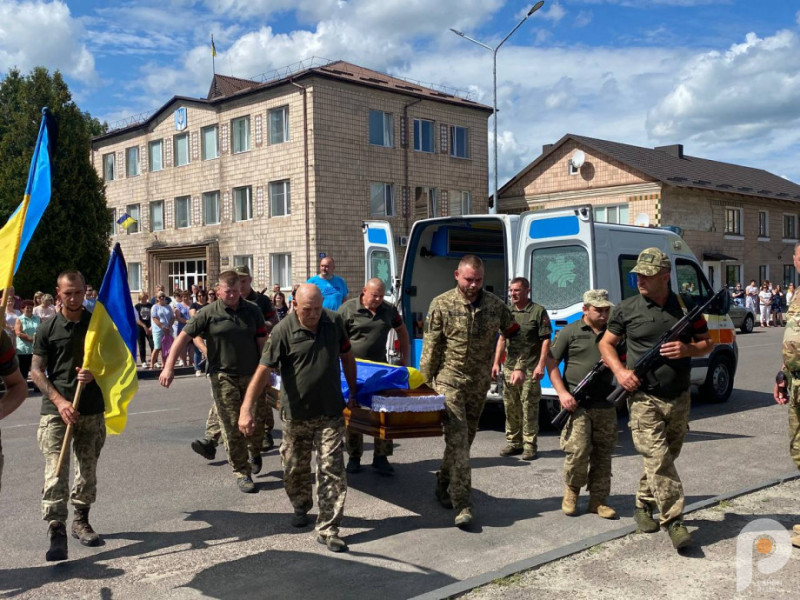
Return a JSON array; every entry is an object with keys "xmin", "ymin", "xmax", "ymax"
[{"xmin": 734, "ymin": 279, "xmax": 793, "ymax": 327}]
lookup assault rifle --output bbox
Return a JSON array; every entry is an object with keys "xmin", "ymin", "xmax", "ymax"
[{"xmin": 606, "ymin": 287, "xmax": 727, "ymax": 408}]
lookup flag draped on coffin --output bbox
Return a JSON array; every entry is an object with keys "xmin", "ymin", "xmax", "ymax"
[
  {"xmin": 0, "ymin": 108, "xmax": 57, "ymax": 289},
  {"xmin": 83, "ymin": 243, "xmax": 139, "ymax": 434},
  {"xmin": 340, "ymin": 359, "xmax": 426, "ymax": 407}
]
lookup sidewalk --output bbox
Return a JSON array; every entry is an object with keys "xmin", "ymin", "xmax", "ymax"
[{"xmin": 427, "ymin": 475, "xmax": 800, "ymax": 600}]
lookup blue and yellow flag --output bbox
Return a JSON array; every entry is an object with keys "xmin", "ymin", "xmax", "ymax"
[
  {"xmin": 116, "ymin": 213, "xmax": 137, "ymax": 230},
  {"xmin": 0, "ymin": 108, "xmax": 57, "ymax": 290},
  {"xmin": 340, "ymin": 359, "xmax": 426, "ymax": 405},
  {"xmin": 83, "ymin": 243, "xmax": 139, "ymax": 434}
]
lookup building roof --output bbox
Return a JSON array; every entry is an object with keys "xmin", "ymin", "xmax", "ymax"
[
  {"xmin": 500, "ymin": 133, "xmax": 800, "ymax": 202},
  {"xmin": 94, "ymin": 60, "xmax": 491, "ymax": 143}
]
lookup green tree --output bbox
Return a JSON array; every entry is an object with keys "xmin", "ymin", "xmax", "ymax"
[{"xmin": 0, "ymin": 67, "xmax": 110, "ymax": 296}]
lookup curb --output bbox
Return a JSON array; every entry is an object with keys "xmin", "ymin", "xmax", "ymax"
[{"xmin": 409, "ymin": 470, "xmax": 800, "ymax": 600}]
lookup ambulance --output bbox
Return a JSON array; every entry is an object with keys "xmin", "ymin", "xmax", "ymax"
[{"xmin": 363, "ymin": 205, "xmax": 737, "ymax": 424}]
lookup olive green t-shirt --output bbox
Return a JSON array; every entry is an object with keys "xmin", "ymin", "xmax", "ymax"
[
  {"xmin": 548, "ymin": 318, "xmax": 614, "ymax": 408},
  {"xmin": 34, "ymin": 309, "xmax": 105, "ymax": 416},
  {"xmin": 607, "ymin": 291, "xmax": 708, "ymax": 399},
  {"xmin": 338, "ymin": 297, "xmax": 403, "ymax": 362},
  {"xmin": 245, "ymin": 289, "xmax": 276, "ymax": 321},
  {"xmin": 261, "ymin": 310, "xmax": 351, "ymax": 420},
  {"xmin": 183, "ymin": 299, "xmax": 267, "ymax": 375},
  {"xmin": 0, "ymin": 330, "xmax": 19, "ymax": 376},
  {"xmin": 507, "ymin": 301, "xmax": 552, "ymax": 371}
]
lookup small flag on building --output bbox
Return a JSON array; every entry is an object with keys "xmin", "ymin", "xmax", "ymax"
[
  {"xmin": 211, "ymin": 36, "xmax": 217, "ymax": 57},
  {"xmin": 116, "ymin": 213, "xmax": 137, "ymax": 230}
]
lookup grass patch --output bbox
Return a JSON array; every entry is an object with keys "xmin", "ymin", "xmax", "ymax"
[
  {"xmin": 586, "ymin": 544, "xmax": 605, "ymax": 555},
  {"xmin": 495, "ymin": 572, "xmax": 525, "ymax": 587}
]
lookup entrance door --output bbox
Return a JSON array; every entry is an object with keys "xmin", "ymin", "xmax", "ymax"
[{"xmin": 166, "ymin": 259, "xmax": 208, "ymax": 292}]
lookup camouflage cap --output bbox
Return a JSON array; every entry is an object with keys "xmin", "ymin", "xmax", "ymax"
[
  {"xmin": 233, "ymin": 264, "xmax": 252, "ymax": 277},
  {"xmin": 630, "ymin": 247, "xmax": 670, "ymax": 276},
  {"xmin": 583, "ymin": 289, "xmax": 614, "ymax": 308}
]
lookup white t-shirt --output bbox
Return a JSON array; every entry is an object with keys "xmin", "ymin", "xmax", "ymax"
[{"xmin": 758, "ymin": 289, "xmax": 772, "ymax": 305}]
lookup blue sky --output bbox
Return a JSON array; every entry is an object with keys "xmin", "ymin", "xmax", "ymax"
[{"xmin": 2, "ymin": 0, "xmax": 800, "ymax": 187}]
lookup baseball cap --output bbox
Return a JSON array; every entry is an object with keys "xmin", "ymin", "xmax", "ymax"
[
  {"xmin": 234, "ymin": 264, "xmax": 251, "ymax": 277},
  {"xmin": 630, "ymin": 247, "xmax": 670, "ymax": 276},
  {"xmin": 583, "ymin": 289, "xmax": 614, "ymax": 308}
]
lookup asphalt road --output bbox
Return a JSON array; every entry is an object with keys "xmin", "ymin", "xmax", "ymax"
[{"xmin": 0, "ymin": 326, "xmax": 795, "ymax": 599}]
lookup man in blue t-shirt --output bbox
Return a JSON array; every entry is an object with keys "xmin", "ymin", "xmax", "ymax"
[{"xmin": 307, "ymin": 256, "xmax": 349, "ymax": 310}]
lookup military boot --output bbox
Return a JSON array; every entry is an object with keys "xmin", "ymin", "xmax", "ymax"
[
  {"xmin": 634, "ymin": 503, "xmax": 660, "ymax": 533},
  {"xmin": 666, "ymin": 520, "xmax": 692, "ymax": 550},
  {"xmin": 191, "ymin": 438, "xmax": 216, "ymax": 460},
  {"xmin": 499, "ymin": 444, "xmax": 523, "ymax": 457},
  {"xmin": 435, "ymin": 471, "xmax": 452, "ymax": 509},
  {"xmin": 454, "ymin": 507, "xmax": 473, "ymax": 528},
  {"xmin": 262, "ymin": 432, "xmax": 275, "ymax": 451},
  {"xmin": 46, "ymin": 521, "xmax": 68, "ymax": 561},
  {"xmin": 588, "ymin": 496, "xmax": 617, "ymax": 519},
  {"xmin": 72, "ymin": 507, "xmax": 101, "ymax": 546},
  {"xmin": 561, "ymin": 485, "xmax": 579, "ymax": 516}
]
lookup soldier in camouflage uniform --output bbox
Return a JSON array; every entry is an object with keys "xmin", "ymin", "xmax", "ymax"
[
  {"xmin": 492, "ymin": 277, "xmax": 551, "ymax": 460},
  {"xmin": 160, "ymin": 270, "xmax": 267, "ymax": 494},
  {"xmin": 599, "ymin": 248, "xmax": 712, "ymax": 550},
  {"xmin": 547, "ymin": 290, "xmax": 617, "ymax": 519},
  {"xmin": 31, "ymin": 271, "xmax": 107, "ymax": 561},
  {"xmin": 0, "ymin": 329, "xmax": 28, "ymax": 494},
  {"xmin": 773, "ymin": 241, "xmax": 800, "ymax": 549},
  {"xmin": 241, "ymin": 284, "xmax": 357, "ymax": 553},
  {"xmin": 421, "ymin": 255, "xmax": 526, "ymax": 528}
]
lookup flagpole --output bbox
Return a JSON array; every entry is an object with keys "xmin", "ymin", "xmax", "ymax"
[
  {"xmin": 54, "ymin": 381, "xmax": 85, "ymax": 477},
  {"xmin": 211, "ymin": 34, "xmax": 216, "ymax": 75}
]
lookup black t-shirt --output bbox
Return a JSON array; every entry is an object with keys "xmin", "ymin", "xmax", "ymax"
[{"xmin": 135, "ymin": 302, "xmax": 151, "ymax": 327}]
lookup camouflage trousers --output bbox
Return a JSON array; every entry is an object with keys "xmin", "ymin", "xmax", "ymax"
[
  {"xmin": 205, "ymin": 393, "xmax": 274, "ymax": 443},
  {"xmin": 560, "ymin": 406, "xmax": 618, "ymax": 498},
  {"xmin": 629, "ymin": 390, "xmax": 690, "ymax": 526},
  {"xmin": 38, "ymin": 413, "xmax": 106, "ymax": 523},
  {"xmin": 0, "ymin": 429, "xmax": 4, "ymax": 495},
  {"xmin": 345, "ymin": 430, "xmax": 393, "ymax": 459},
  {"xmin": 437, "ymin": 379, "xmax": 490, "ymax": 512},
  {"xmin": 785, "ymin": 376, "xmax": 800, "ymax": 470},
  {"xmin": 281, "ymin": 415, "xmax": 347, "ymax": 537},
  {"xmin": 208, "ymin": 372, "xmax": 262, "ymax": 479},
  {"xmin": 502, "ymin": 369, "xmax": 541, "ymax": 450}
]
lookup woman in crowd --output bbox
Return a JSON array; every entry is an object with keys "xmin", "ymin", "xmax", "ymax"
[
  {"xmin": 150, "ymin": 292, "xmax": 175, "ymax": 370},
  {"xmin": 14, "ymin": 300, "xmax": 40, "ymax": 380},
  {"xmin": 190, "ymin": 288, "xmax": 208, "ymax": 376},
  {"xmin": 4, "ymin": 294, "xmax": 20, "ymax": 344},
  {"xmin": 273, "ymin": 291, "xmax": 289, "ymax": 320},
  {"xmin": 33, "ymin": 291, "xmax": 43, "ymax": 308},
  {"xmin": 731, "ymin": 282, "xmax": 745, "ymax": 306},
  {"xmin": 787, "ymin": 282, "xmax": 795, "ymax": 306},
  {"xmin": 175, "ymin": 290, "xmax": 194, "ymax": 368},
  {"xmin": 758, "ymin": 281, "xmax": 773, "ymax": 327},
  {"xmin": 33, "ymin": 293, "xmax": 56, "ymax": 321},
  {"xmin": 135, "ymin": 292, "xmax": 154, "ymax": 367},
  {"xmin": 771, "ymin": 284, "xmax": 785, "ymax": 326},
  {"xmin": 745, "ymin": 279, "xmax": 759, "ymax": 315}
]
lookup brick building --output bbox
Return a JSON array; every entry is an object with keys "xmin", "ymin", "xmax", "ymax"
[
  {"xmin": 497, "ymin": 134, "xmax": 800, "ymax": 289},
  {"xmin": 92, "ymin": 60, "xmax": 490, "ymax": 297}
]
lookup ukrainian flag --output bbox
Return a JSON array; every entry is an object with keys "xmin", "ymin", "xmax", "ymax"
[
  {"xmin": 340, "ymin": 359, "xmax": 426, "ymax": 405},
  {"xmin": 83, "ymin": 243, "xmax": 139, "ymax": 434},
  {"xmin": 0, "ymin": 108, "xmax": 57, "ymax": 290},
  {"xmin": 116, "ymin": 213, "xmax": 137, "ymax": 230}
]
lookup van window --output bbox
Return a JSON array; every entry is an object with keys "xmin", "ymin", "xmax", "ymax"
[
  {"xmin": 675, "ymin": 258, "xmax": 713, "ymax": 300},
  {"xmin": 530, "ymin": 245, "xmax": 590, "ymax": 310},
  {"xmin": 369, "ymin": 249, "xmax": 393, "ymax": 293},
  {"xmin": 619, "ymin": 255, "xmax": 639, "ymax": 300}
]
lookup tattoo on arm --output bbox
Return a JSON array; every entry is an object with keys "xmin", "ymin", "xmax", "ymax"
[{"xmin": 30, "ymin": 355, "xmax": 58, "ymax": 404}]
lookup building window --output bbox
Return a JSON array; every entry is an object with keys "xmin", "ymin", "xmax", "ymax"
[
  {"xmin": 758, "ymin": 210, "xmax": 769, "ymax": 238},
  {"xmin": 201, "ymin": 125, "xmax": 219, "ymax": 160},
  {"xmin": 449, "ymin": 126, "xmax": 469, "ymax": 158},
  {"xmin": 268, "ymin": 106, "xmax": 289, "ymax": 144},
  {"xmin": 125, "ymin": 146, "xmax": 139, "ymax": 177},
  {"xmin": 125, "ymin": 203, "xmax": 140, "ymax": 234},
  {"xmin": 725, "ymin": 207, "xmax": 742, "ymax": 235},
  {"xmin": 108, "ymin": 208, "xmax": 116, "ymax": 236},
  {"xmin": 271, "ymin": 253, "xmax": 292, "ymax": 289},
  {"xmin": 784, "ymin": 265, "xmax": 797, "ymax": 286},
  {"xmin": 149, "ymin": 200, "xmax": 164, "ymax": 232},
  {"xmin": 759, "ymin": 265, "xmax": 768, "ymax": 283},
  {"xmin": 202, "ymin": 191, "xmax": 220, "ymax": 225},
  {"xmin": 449, "ymin": 190, "xmax": 471, "ymax": 216},
  {"xmin": 269, "ymin": 180, "xmax": 291, "ymax": 216},
  {"xmin": 233, "ymin": 255, "xmax": 253, "ymax": 275},
  {"xmin": 233, "ymin": 186, "xmax": 252, "ymax": 222},
  {"xmin": 232, "ymin": 116, "xmax": 251, "ymax": 153},
  {"xmin": 128, "ymin": 262, "xmax": 142, "ymax": 292},
  {"xmin": 368, "ymin": 110, "xmax": 393, "ymax": 147},
  {"xmin": 568, "ymin": 162, "xmax": 580, "ymax": 176},
  {"xmin": 725, "ymin": 264, "xmax": 741, "ymax": 288},
  {"xmin": 784, "ymin": 214, "xmax": 797, "ymax": 239},
  {"xmin": 413, "ymin": 119, "xmax": 435, "ymax": 153},
  {"xmin": 103, "ymin": 153, "xmax": 115, "ymax": 181},
  {"xmin": 428, "ymin": 187, "xmax": 439, "ymax": 217},
  {"xmin": 148, "ymin": 140, "xmax": 163, "ymax": 172},
  {"xmin": 174, "ymin": 133, "xmax": 189, "ymax": 167},
  {"xmin": 370, "ymin": 182, "xmax": 395, "ymax": 217},
  {"xmin": 175, "ymin": 196, "xmax": 191, "ymax": 229},
  {"xmin": 594, "ymin": 204, "xmax": 629, "ymax": 224}
]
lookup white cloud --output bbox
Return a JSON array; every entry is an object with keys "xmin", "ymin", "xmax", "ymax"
[
  {"xmin": 0, "ymin": 0, "xmax": 96, "ymax": 82},
  {"xmin": 541, "ymin": 2, "xmax": 566, "ymax": 23},
  {"xmin": 574, "ymin": 10, "xmax": 593, "ymax": 27}
]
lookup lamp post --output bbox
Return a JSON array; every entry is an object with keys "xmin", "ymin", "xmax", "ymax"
[{"xmin": 451, "ymin": 1, "xmax": 544, "ymax": 214}]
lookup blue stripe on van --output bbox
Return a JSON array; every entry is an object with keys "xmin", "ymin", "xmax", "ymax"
[
  {"xmin": 529, "ymin": 215, "xmax": 579, "ymax": 239},
  {"xmin": 367, "ymin": 227, "xmax": 388, "ymax": 245}
]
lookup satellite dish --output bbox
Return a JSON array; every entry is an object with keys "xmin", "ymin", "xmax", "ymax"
[
  {"xmin": 570, "ymin": 150, "xmax": 585, "ymax": 169},
  {"xmin": 635, "ymin": 213, "xmax": 650, "ymax": 227}
]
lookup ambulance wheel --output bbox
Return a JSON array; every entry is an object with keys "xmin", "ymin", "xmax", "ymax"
[{"xmin": 701, "ymin": 354, "xmax": 733, "ymax": 402}]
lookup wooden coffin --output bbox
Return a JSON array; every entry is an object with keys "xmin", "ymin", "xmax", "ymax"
[{"xmin": 343, "ymin": 385, "xmax": 444, "ymax": 440}]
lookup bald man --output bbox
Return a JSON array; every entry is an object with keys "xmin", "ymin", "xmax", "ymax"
[
  {"xmin": 308, "ymin": 257, "xmax": 349, "ymax": 310},
  {"xmin": 241, "ymin": 284, "xmax": 357, "ymax": 552}
]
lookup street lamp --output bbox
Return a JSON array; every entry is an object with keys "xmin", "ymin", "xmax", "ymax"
[{"xmin": 451, "ymin": 1, "xmax": 545, "ymax": 214}]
